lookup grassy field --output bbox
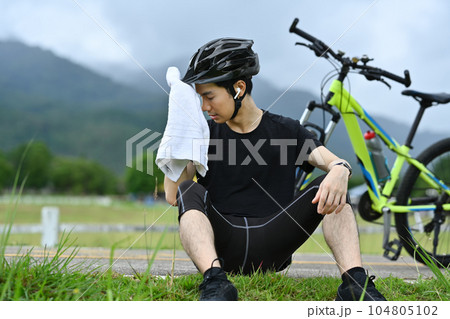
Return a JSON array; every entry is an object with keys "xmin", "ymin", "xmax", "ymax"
[
  {"xmin": 5, "ymin": 232, "xmax": 387, "ymax": 253},
  {"xmin": 0, "ymin": 196, "xmax": 391, "ymax": 255},
  {"xmin": 1, "ymin": 237, "xmax": 448, "ymax": 301},
  {"xmin": 2, "ymin": 269, "xmax": 448, "ymax": 301},
  {"xmin": 1, "ymin": 196, "xmax": 449, "ymax": 301},
  {"xmin": 1, "ymin": 196, "xmax": 388, "ymax": 254},
  {"xmin": 0, "ymin": 197, "xmax": 179, "ymax": 224}
]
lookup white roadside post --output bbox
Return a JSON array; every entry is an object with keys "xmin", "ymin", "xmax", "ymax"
[{"xmin": 41, "ymin": 206, "xmax": 59, "ymax": 248}]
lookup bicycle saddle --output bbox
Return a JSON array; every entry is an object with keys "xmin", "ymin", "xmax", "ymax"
[{"xmin": 402, "ymin": 90, "xmax": 450, "ymax": 105}]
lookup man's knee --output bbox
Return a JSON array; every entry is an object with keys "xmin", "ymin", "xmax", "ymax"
[
  {"xmin": 323, "ymin": 204, "xmax": 356, "ymax": 223},
  {"xmin": 177, "ymin": 180, "xmax": 209, "ymax": 221}
]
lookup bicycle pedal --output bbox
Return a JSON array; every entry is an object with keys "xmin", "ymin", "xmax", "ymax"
[{"xmin": 383, "ymin": 239, "xmax": 403, "ymax": 261}]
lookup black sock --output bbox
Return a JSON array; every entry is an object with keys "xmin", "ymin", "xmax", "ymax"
[{"xmin": 342, "ymin": 266, "xmax": 365, "ymax": 283}]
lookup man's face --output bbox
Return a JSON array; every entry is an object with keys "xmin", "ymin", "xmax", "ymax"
[{"xmin": 195, "ymin": 83, "xmax": 234, "ymax": 123}]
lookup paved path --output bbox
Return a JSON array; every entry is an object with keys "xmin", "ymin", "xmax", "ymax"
[{"xmin": 4, "ymin": 246, "xmax": 436, "ymax": 280}]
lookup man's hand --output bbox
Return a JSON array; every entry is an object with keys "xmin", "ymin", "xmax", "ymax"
[
  {"xmin": 311, "ymin": 164, "xmax": 349, "ymax": 215},
  {"xmin": 308, "ymin": 146, "xmax": 351, "ymax": 215}
]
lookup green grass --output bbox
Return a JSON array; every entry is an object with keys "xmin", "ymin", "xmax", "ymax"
[
  {"xmin": 2, "ymin": 194, "xmax": 448, "ymax": 301},
  {"xmin": 0, "ymin": 200, "xmax": 178, "ymax": 225},
  {"xmin": 1, "ymin": 202, "xmax": 448, "ymax": 301},
  {"xmin": 1, "ymin": 197, "xmax": 183, "ymax": 250},
  {"xmin": 6, "ymin": 226, "xmax": 385, "ymax": 258},
  {"xmin": 1, "ymin": 250, "xmax": 448, "ymax": 301},
  {"xmin": 5, "ymin": 232, "xmax": 385, "ymax": 254},
  {"xmin": 1, "ymin": 197, "xmax": 387, "ymax": 254},
  {"xmin": 6, "ymin": 232, "xmax": 184, "ymax": 250}
]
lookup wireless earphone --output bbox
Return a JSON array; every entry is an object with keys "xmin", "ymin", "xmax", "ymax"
[{"xmin": 234, "ymin": 88, "xmax": 241, "ymax": 99}]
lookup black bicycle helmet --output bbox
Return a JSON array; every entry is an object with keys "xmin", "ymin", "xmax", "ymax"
[
  {"xmin": 181, "ymin": 37, "xmax": 260, "ymax": 84},
  {"xmin": 182, "ymin": 38, "xmax": 259, "ymax": 119}
]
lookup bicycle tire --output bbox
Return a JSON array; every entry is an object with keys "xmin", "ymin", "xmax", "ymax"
[{"xmin": 395, "ymin": 138, "xmax": 450, "ymax": 268}]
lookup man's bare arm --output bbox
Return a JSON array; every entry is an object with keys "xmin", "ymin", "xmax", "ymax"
[{"xmin": 164, "ymin": 162, "xmax": 196, "ymax": 206}]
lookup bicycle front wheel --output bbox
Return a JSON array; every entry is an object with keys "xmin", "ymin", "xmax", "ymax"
[{"xmin": 395, "ymin": 138, "xmax": 450, "ymax": 267}]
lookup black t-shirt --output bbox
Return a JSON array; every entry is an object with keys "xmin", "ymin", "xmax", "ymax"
[{"xmin": 197, "ymin": 111, "xmax": 322, "ymax": 218}]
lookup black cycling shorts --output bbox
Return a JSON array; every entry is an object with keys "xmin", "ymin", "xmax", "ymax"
[{"xmin": 176, "ymin": 175, "xmax": 349, "ymax": 275}]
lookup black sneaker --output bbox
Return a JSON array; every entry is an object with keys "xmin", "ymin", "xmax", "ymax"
[
  {"xmin": 336, "ymin": 269, "xmax": 386, "ymax": 301},
  {"xmin": 199, "ymin": 267, "xmax": 238, "ymax": 301}
]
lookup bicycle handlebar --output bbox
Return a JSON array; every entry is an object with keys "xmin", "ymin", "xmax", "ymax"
[
  {"xmin": 357, "ymin": 66, "xmax": 411, "ymax": 87},
  {"xmin": 289, "ymin": 18, "xmax": 411, "ymax": 87},
  {"xmin": 289, "ymin": 18, "xmax": 342, "ymax": 61},
  {"xmin": 289, "ymin": 18, "xmax": 321, "ymax": 47},
  {"xmin": 382, "ymin": 69, "xmax": 411, "ymax": 87}
]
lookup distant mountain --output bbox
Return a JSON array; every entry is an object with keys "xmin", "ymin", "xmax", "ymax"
[
  {"xmin": 0, "ymin": 40, "xmax": 167, "ymax": 173},
  {"xmin": 0, "ymin": 41, "xmax": 165, "ymax": 108},
  {"xmin": 0, "ymin": 40, "xmax": 447, "ymax": 176}
]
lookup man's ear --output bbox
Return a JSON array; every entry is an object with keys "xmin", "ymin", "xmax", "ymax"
[{"xmin": 233, "ymin": 80, "xmax": 246, "ymax": 99}]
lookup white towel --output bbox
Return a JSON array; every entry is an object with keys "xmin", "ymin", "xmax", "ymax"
[{"xmin": 155, "ymin": 66, "xmax": 209, "ymax": 182}]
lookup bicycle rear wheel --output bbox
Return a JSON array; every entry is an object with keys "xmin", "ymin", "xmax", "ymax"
[{"xmin": 395, "ymin": 138, "xmax": 450, "ymax": 267}]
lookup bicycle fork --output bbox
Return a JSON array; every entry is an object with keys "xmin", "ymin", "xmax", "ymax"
[
  {"xmin": 294, "ymin": 101, "xmax": 340, "ymax": 195},
  {"xmin": 299, "ymin": 101, "xmax": 340, "ymax": 145}
]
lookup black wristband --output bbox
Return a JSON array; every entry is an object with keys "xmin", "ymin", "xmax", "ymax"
[{"xmin": 333, "ymin": 161, "xmax": 352, "ymax": 178}]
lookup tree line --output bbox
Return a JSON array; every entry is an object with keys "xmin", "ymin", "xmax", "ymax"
[{"xmin": 0, "ymin": 141, "xmax": 164, "ymax": 196}]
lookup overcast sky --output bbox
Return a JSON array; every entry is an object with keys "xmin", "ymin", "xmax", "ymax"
[{"xmin": 1, "ymin": 0, "xmax": 449, "ymax": 134}]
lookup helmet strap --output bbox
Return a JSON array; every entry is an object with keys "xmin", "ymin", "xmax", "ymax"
[{"xmin": 229, "ymin": 85, "xmax": 247, "ymax": 120}]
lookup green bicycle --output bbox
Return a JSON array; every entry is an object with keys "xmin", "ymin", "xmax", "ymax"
[{"xmin": 289, "ymin": 18, "xmax": 450, "ymax": 267}]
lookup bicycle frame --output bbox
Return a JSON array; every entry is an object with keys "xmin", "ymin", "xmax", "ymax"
[
  {"xmin": 300, "ymin": 79, "xmax": 450, "ymax": 214},
  {"xmin": 289, "ymin": 17, "xmax": 449, "ymax": 264}
]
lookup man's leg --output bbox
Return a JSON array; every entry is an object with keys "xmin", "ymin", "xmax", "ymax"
[
  {"xmin": 177, "ymin": 180, "xmax": 238, "ymax": 301},
  {"xmin": 322, "ymin": 203, "xmax": 386, "ymax": 301},
  {"xmin": 179, "ymin": 209, "xmax": 221, "ymax": 274},
  {"xmin": 322, "ymin": 203, "xmax": 362, "ymax": 274}
]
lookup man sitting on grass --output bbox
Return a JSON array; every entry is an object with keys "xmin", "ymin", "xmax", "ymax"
[{"xmin": 164, "ymin": 38, "xmax": 386, "ymax": 301}]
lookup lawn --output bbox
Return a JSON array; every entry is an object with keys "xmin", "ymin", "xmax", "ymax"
[
  {"xmin": 1, "ymin": 195, "xmax": 448, "ymax": 301},
  {"xmin": 0, "ymin": 196, "xmax": 383, "ymax": 254},
  {"xmin": 1, "ymin": 195, "xmax": 387, "ymax": 254},
  {"xmin": 1, "ymin": 237, "xmax": 448, "ymax": 301}
]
